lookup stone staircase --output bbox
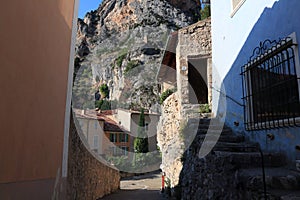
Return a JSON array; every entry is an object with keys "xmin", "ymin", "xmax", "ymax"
[{"xmin": 179, "ymin": 117, "xmax": 300, "ymax": 200}]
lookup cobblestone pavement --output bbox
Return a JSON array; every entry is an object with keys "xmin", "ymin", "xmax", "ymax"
[{"xmin": 100, "ymin": 171, "xmax": 166, "ymax": 200}]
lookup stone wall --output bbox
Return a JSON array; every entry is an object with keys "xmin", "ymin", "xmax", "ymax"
[
  {"xmin": 179, "ymin": 141, "xmax": 241, "ymax": 199},
  {"xmin": 157, "ymin": 18, "xmax": 212, "ymax": 189},
  {"xmin": 157, "ymin": 17, "xmax": 212, "ymax": 182},
  {"xmin": 157, "ymin": 92, "xmax": 184, "ymax": 187},
  {"xmin": 176, "ymin": 18, "xmax": 212, "ymax": 106},
  {"xmin": 67, "ymin": 112, "xmax": 120, "ymax": 200}
]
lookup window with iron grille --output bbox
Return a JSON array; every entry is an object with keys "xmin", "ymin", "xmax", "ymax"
[{"xmin": 241, "ymin": 35, "xmax": 300, "ymax": 130}]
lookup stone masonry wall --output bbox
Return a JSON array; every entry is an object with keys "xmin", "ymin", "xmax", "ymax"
[
  {"xmin": 157, "ymin": 92, "xmax": 184, "ymax": 187},
  {"xmin": 176, "ymin": 17, "xmax": 212, "ymax": 106},
  {"xmin": 158, "ymin": 18, "xmax": 212, "ymax": 189},
  {"xmin": 67, "ymin": 112, "xmax": 120, "ymax": 200}
]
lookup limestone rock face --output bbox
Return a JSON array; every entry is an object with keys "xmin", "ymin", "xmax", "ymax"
[
  {"xmin": 73, "ymin": 0, "xmax": 200, "ymax": 110},
  {"xmin": 157, "ymin": 92, "xmax": 184, "ymax": 187}
]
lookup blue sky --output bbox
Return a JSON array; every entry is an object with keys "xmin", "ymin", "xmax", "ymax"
[{"xmin": 78, "ymin": 0, "xmax": 103, "ymax": 19}]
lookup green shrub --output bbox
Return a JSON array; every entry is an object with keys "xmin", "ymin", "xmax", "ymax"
[
  {"xmin": 200, "ymin": 5, "xmax": 211, "ymax": 20},
  {"xmin": 159, "ymin": 88, "xmax": 176, "ymax": 104},
  {"xmin": 116, "ymin": 52, "xmax": 127, "ymax": 68},
  {"xmin": 134, "ymin": 108, "xmax": 148, "ymax": 153},
  {"xmin": 124, "ymin": 60, "xmax": 140, "ymax": 74},
  {"xmin": 132, "ymin": 151, "xmax": 162, "ymax": 170},
  {"xmin": 95, "ymin": 99, "xmax": 111, "ymax": 110},
  {"xmin": 199, "ymin": 104, "xmax": 211, "ymax": 113},
  {"xmin": 99, "ymin": 83, "xmax": 109, "ymax": 98}
]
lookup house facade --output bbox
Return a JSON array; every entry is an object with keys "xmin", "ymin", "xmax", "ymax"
[
  {"xmin": 75, "ymin": 109, "xmax": 105, "ymax": 155},
  {"xmin": 74, "ymin": 109, "xmax": 132, "ymax": 157},
  {"xmin": 103, "ymin": 118, "xmax": 131, "ymax": 156},
  {"xmin": 211, "ymin": 0, "xmax": 300, "ymax": 166},
  {"xmin": 0, "ymin": 0, "xmax": 78, "ymax": 199},
  {"xmin": 114, "ymin": 108, "xmax": 160, "ymax": 152}
]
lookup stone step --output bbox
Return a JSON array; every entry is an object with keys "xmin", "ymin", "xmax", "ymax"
[
  {"xmin": 197, "ymin": 123, "xmax": 227, "ymax": 130},
  {"xmin": 214, "ymin": 151, "xmax": 287, "ymax": 168},
  {"xmin": 268, "ymin": 189, "xmax": 300, "ymax": 200},
  {"xmin": 212, "ymin": 142, "xmax": 260, "ymax": 152},
  {"xmin": 195, "ymin": 141, "xmax": 259, "ymax": 153},
  {"xmin": 197, "ymin": 128, "xmax": 233, "ymax": 135},
  {"xmin": 239, "ymin": 168, "xmax": 300, "ymax": 190},
  {"xmin": 189, "ymin": 118, "xmax": 213, "ymax": 125},
  {"xmin": 198, "ymin": 134, "xmax": 245, "ymax": 143}
]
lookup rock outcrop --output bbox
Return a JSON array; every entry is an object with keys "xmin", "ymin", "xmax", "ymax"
[
  {"xmin": 73, "ymin": 0, "xmax": 201, "ymax": 110},
  {"xmin": 157, "ymin": 92, "xmax": 184, "ymax": 187}
]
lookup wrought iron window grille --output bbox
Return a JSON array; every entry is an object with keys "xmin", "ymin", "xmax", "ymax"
[{"xmin": 241, "ymin": 36, "xmax": 300, "ymax": 131}]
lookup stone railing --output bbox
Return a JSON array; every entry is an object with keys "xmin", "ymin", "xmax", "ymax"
[{"xmin": 67, "ymin": 112, "xmax": 120, "ymax": 200}]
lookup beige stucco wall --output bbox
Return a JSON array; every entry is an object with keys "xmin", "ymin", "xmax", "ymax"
[
  {"xmin": 115, "ymin": 109, "xmax": 159, "ymax": 152},
  {"xmin": 77, "ymin": 118, "xmax": 104, "ymax": 155},
  {"xmin": 0, "ymin": 0, "xmax": 75, "ymax": 190},
  {"xmin": 115, "ymin": 109, "xmax": 132, "ymax": 131}
]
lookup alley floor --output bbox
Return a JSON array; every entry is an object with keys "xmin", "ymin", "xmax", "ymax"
[{"xmin": 100, "ymin": 171, "xmax": 166, "ymax": 200}]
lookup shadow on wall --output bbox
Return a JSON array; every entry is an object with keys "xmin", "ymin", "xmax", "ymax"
[
  {"xmin": 221, "ymin": 0, "xmax": 300, "ymax": 163},
  {"xmin": 162, "ymin": 0, "xmax": 300, "ymax": 199}
]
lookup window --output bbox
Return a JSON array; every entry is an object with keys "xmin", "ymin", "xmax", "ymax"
[
  {"xmin": 241, "ymin": 35, "xmax": 300, "ymax": 130},
  {"xmin": 121, "ymin": 146, "xmax": 129, "ymax": 156},
  {"xmin": 93, "ymin": 135, "xmax": 99, "ymax": 149},
  {"xmin": 119, "ymin": 133, "xmax": 129, "ymax": 143},
  {"xmin": 109, "ymin": 133, "xmax": 117, "ymax": 142},
  {"xmin": 94, "ymin": 121, "xmax": 98, "ymax": 130},
  {"xmin": 231, "ymin": 0, "xmax": 246, "ymax": 17},
  {"xmin": 109, "ymin": 146, "xmax": 117, "ymax": 155}
]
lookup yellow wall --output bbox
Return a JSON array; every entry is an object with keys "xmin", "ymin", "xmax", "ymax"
[{"xmin": 0, "ymin": 0, "xmax": 75, "ymax": 184}]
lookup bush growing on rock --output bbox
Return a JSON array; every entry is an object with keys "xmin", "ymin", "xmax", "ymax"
[
  {"xmin": 99, "ymin": 83, "xmax": 109, "ymax": 98},
  {"xmin": 159, "ymin": 88, "xmax": 176, "ymax": 104},
  {"xmin": 199, "ymin": 103, "xmax": 211, "ymax": 113},
  {"xmin": 116, "ymin": 52, "xmax": 127, "ymax": 68},
  {"xmin": 124, "ymin": 60, "xmax": 141, "ymax": 75}
]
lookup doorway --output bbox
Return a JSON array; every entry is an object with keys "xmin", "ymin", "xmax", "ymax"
[{"xmin": 188, "ymin": 57, "xmax": 209, "ymax": 104}]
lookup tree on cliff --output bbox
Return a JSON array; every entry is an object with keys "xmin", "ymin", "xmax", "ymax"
[
  {"xmin": 134, "ymin": 108, "xmax": 149, "ymax": 153},
  {"xmin": 200, "ymin": 4, "xmax": 211, "ymax": 20},
  {"xmin": 99, "ymin": 83, "xmax": 109, "ymax": 99}
]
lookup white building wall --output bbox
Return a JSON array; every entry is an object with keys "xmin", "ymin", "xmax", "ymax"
[{"xmin": 211, "ymin": 0, "xmax": 278, "ymax": 114}]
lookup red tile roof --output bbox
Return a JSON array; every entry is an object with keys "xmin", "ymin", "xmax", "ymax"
[{"xmin": 73, "ymin": 108, "xmax": 128, "ymax": 132}]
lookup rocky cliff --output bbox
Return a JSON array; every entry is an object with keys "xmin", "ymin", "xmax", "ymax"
[{"xmin": 73, "ymin": 0, "xmax": 201, "ymax": 110}]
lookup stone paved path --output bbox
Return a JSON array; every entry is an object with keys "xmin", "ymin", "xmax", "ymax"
[{"xmin": 100, "ymin": 171, "xmax": 166, "ymax": 200}]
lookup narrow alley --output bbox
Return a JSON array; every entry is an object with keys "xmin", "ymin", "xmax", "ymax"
[{"xmin": 100, "ymin": 171, "xmax": 166, "ymax": 200}]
